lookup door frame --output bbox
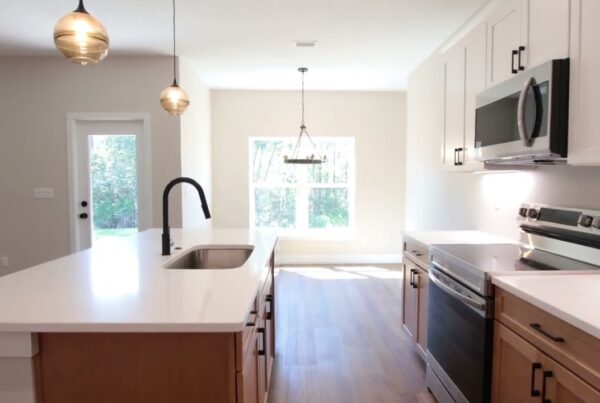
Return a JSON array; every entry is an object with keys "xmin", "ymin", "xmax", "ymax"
[{"xmin": 66, "ymin": 113, "xmax": 153, "ymax": 252}]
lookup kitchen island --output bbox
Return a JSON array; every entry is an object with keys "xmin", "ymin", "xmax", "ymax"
[{"xmin": 0, "ymin": 228, "xmax": 278, "ymax": 403}]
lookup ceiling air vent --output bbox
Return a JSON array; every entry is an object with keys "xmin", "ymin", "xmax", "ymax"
[{"xmin": 295, "ymin": 41, "xmax": 317, "ymax": 48}]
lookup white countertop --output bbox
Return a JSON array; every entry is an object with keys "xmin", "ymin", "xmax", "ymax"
[
  {"xmin": 403, "ymin": 230, "xmax": 516, "ymax": 246},
  {"xmin": 0, "ymin": 229, "xmax": 277, "ymax": 333},
  {"xmin": 493, "ymin": 275, "xmax": 600, "ymax": 339}
]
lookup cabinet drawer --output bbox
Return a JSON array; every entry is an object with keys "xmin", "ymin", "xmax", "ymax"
[
  {"xmin": 403, "ymin": 237, "xmax": 429, "ymax": 267},
  {"xmin": 236, "ymin": 300, "xmax": 258, "ymax": 371},
  {"xmin": 495, "ymin": 288, "xmax": 600, "ymax": 390}
]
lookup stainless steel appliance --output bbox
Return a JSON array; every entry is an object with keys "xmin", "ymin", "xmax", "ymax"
[
  {"xmin": 426, "ymin": 203, "xmax": 600, "ymax": 403},
  {"xmin": 474, "ymin": 59, "xmax": 570, "ymax": 165}
]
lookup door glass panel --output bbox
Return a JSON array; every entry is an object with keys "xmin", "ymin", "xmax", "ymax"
[
  {"xmin": 475, "ymin": 81, "xmax": 549, "ymax": 148},
  {"xmin": 89, "ymin": 134, "xmax": 138, "ymax": 241}
]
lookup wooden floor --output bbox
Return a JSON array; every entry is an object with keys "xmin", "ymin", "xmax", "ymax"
[{"xmin": 268, "ymin": 265, "xmax": 435, "ymax": 403}]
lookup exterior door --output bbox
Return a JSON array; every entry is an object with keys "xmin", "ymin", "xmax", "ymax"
[{"xmin": 70, "ymin": 119, "xmax": 147, "ymax": 251}]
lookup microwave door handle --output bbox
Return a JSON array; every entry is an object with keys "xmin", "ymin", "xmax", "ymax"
[{"xmin": 518, "ymin": 77, "xmax": 535, "ymax": 147}]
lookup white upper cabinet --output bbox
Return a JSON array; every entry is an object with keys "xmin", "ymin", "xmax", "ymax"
[
  {"xmin": 568, "ymin": 0, "xmax": 600, "ymax": 165},
  {"xmin": 522, "ymin": 0, "xmax": 570, "ymax": 68},
  {"xmin": 487, "ymin": 0, "xmax": 522, "ymax": 87},
  {"xmin": 487, "ymin": 0, "xmax": 570, "ymax": 88},
  {"xmin": 442, "ymin": 23, "xmax": 487, "ymax": 171}
]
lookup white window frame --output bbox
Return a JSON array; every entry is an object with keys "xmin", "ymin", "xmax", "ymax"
[{"xmin": 248, "ymin": 137, "xmax": 356, "ymax": 240}]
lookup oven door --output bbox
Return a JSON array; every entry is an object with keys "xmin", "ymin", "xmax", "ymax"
[{"xmin": 427, "ymin": 266, "xmax": 493, "ymax": 403}]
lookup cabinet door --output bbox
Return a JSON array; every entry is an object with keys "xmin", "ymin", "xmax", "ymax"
[
  {"xmin": 492, "ymin": 322, "xmax": 543, "ymax": 403},
  {"xmin": 414, "ymin": 266, "xmax": 429, "ymax": 358},
  {"xmin": 265, "ymin": 289, "xmax": 275, "ymax": 389},
  {"xmin": 402, "ymin": 261, "xmax": 418, "ymax": 342},
  {"xmin": 568, "ymin": 0, "xmax": 600, "ymax": 165},
  {"xmin": 487, "ymin": 0, "xmax": 522, "ymax": 87},
  {"xmin": 463, "ymin": 22, "xmax": 487, "ymax": 166},
  {"xmin": 237, "ymin": 332, "xmax": 259, "ymax": 403},
  {"xmin": 522, "ymin": 0, "xmax": 570, "ymax": 69},
  {"xmin": 257, "ymin": 316, "xmax": 267, "ymax": 403},
  {"xmin": 442, "ymin": 45, "xmax": 466, "ymax": 169},
  {"xmin": 542, "ymin": 354, "xmax": 600, "ymax": 403}
]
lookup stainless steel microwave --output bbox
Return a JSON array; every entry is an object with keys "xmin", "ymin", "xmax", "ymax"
[{"xmin": 474, "ymin": 59, "xmax": 569, "ymax": 165}]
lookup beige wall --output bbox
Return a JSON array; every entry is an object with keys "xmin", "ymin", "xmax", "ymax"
[
  {"xmin": 0, "ymin": 56, "xmax": 183, "ymax": 274},
  {"xmin": 180, "ymin": 59, "xmax": 212, "ymax": 228},
  {"xmin": 211, "ymin": 90, "xmax": 406, "ymax": 259}
]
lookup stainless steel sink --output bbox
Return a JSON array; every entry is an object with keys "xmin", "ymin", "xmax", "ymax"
[{"xmin": 164, "ymin": 245, "xmax": 254, "ymax": 269}]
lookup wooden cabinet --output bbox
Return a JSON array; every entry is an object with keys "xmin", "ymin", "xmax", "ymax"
[
  {"xmin": 442, "ymin": 22, "xmax": 486, "ymax": 171},
  {"xmin": 493, "ymin": 288, "xmax": 600, "ymax": 403},
  {"xmin": 568, "ymin": 0, "xmax": 600, "ymax": 165},
  {"xmin": 402, "ymin": 256, "xmax": 429, "ymax": 359},
  {"xmin": 238, "ymin": 330, "xmax": 259, "ymax": 403}
]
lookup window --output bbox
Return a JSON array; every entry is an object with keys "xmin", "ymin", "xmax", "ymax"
[{"xmin": 249, "ymin": 137, "xmax": 355, "ymax": 236}]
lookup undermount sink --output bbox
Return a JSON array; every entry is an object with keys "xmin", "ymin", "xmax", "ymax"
[{"xmin": 164, "ymin": 245, "xmax": 254, "ymax": 269}]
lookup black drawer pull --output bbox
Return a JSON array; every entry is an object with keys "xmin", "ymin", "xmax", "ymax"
[
  {"xmin": 409, "ymin": 269, "xmax": 416, "ymax": 287},
  {"xmin": 411, "ymin": 250, "xmax": 423, "ymax": 257},
  {"xmin": 530, "ymin": 363, "xmax": 541, "ymax": 397},
  {"xmin": 542, "ymin": 370, "xmax": 553, "ymax": 403},
  {"xmin": 518, "ymin": 46, "xmax": 526, "ymax": 71},
  {"xmin": 512, "ymin": 49, "xmax": 519, "ymax": 74},
  {"xmin": 246, "ymin": 310, "xmax": 258, "ymax": 327},
  {"xmin": 530, "ymin": 323, "xmax": 565, "ymax": 342},
  {"xmin": 257, "ymin": 327, "xmax": 266, "ymax": 356}
]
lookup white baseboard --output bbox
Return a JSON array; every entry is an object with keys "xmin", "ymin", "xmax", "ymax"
[{"xmin": 276, "ymin": 254, "xmax": 403, "ymax": 265}]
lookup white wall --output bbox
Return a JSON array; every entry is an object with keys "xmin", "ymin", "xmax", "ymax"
[
  {"xmin": 179, "ymin": 59, "xmax": 212, "ymax": 228},
  {"xmin": 211, "ymin": 90, "xmax": 406, "ymax": 260},
  {"xmin": 0, "ymin": 56, "xmax": 183, "ymax": 274}
]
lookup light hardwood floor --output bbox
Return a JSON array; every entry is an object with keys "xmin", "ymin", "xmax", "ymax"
[{"xmin": 268, "ymin": 265, "xmax": 435, "ymax": 403}]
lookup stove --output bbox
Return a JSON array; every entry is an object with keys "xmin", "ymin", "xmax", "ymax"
[{"xmin": 425, "ymin": 203, "xmax": 600, "ymax": 403}]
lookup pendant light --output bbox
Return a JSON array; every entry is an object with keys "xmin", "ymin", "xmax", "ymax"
[
  {"xmin": 284, "ymin": 67, "xmax": 326, "ymax": 164},
  {"xmin": 53, "ymin": 0, "xmax": 109, "ymax": 65},
  {"xmin": 160, "ymin": 0, "xmax": 190, "ymax": 116}
]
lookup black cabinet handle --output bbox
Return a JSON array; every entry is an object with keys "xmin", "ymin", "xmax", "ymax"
[
  {"xmin": 453, "ymin": 148, "xmax": 457, "ymax": 166},
  {"xmin": 512, "ymin": 49, "xmax": 519, "ymax": 74},
  {"xmin": 530, "ymin": 323, "xmax": 565, "ymax": 342},
  {"xmin": 409, "ymin": 269, "xmax": 416, "ymax": 287},
  {"xmin": 266, "ymin": 294, "xmax": 273, "ymax": 320},
  {"xmin": 246, "ymin": 310, "xmax": 258, "ymax": 326},
  {"xmin": 411, "ymin": 250, "xmax": 423, "ymax": 257},
  {"xmin": 530, "ymin": 363, "xmax": 542, "ymax": 397},
  {"xmin": 541, "ymin": 370, "xmax": 553, "ymax": 403},
  {"xmin": 79, "ymin": 213, "xmax": 88, "ymax": 219},
  {"xmin": 257, "ymin": 327, "xmax": 266, "ymax": 356},
  {"xmin": 456, "ymin": 147, "xmax": 464, "ymax": 166},
  {"xmin": 412, "ymin": 272, "xmax": 419, "ymax": 289},
  {"xmin": 518, "ymin": 46, "xmax": 526, "ymax": 71}
]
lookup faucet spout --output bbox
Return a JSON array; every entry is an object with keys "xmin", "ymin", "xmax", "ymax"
[{"xmin": 162, "ymin": 177, "xmax": 211, "ymax": 256}]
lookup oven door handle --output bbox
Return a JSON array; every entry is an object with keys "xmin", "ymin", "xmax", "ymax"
[
  {"xmin": 517, "ymin": 77, "xmax": 536, "ymax": 147},
  {"xmin": 429, "ymin": 270, "xmax": 486, "ymax": 313}
]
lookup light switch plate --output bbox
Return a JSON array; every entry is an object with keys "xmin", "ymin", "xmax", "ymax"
[{"xmin": 33, "ymin": 187, "xmax": 54, "ymax": 199}]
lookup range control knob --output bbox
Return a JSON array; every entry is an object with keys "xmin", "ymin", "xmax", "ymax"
[
  {"xmin": 518, "ymin": 207, "xmax": 528, "ymax": 217},
  {"xmin": 527, "ymin": 209, "xmax": 539, "ymax": 219},
  {"xmin": 579, "ymin": 214, "xmax": 593, "ymax": 227},
  {"xmin": 592, "ymin": 218, "xmax": 600, "ymax": 229}
]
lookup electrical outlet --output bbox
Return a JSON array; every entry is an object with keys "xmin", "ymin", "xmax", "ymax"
[{"xmin": 1, "ymin": 257, "xmax": 8, "ymax": 268}]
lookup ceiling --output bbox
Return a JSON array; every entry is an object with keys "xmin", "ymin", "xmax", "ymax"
[{"xmin": 0, "ymin": 0, "xmax": 487, "ymax": 90}]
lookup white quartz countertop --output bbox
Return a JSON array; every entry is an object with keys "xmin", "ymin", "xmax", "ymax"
[
  {"xmin": 402, "ymin": 230, "xmax": 516, "ymax": 246},
  {"xmin": 0, "ymin": 229, "xmax": 277, "ymax": 333},
  {"xmin": 492, "ymin": 275, "xmax": 600, "ymax": 339}
]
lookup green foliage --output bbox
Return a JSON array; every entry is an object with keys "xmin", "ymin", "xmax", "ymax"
[
  {"xmin": 90, "ymin": 135, "xmax": 138, "ymax": 230},
  {"xmin": 309, "ymin": 188, "xmax": 349, "ymax": 228}
]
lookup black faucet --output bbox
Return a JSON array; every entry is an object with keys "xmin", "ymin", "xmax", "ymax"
[{"xmin": 162, "ymin": 177, "xmax": 211, "ymax": 255}]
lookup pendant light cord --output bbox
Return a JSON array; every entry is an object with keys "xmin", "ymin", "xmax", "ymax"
[
  {"xmin": 301, "ymin": 69, "xmax": 305, "ymax": 126},
  {"xmin": 172, "ymin": 0, "xmax": 178, "ymax": 85}
]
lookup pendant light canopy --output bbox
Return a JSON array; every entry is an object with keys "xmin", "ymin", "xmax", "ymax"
[
  {"xmin": 160, "ymin": 0, "xmax": 189, "ymax": 116},
  {"xmin": 284, "ymin": 67, "xmax": 326, "ymax": 165},
  {"xmin": 53, "ymin": 0, "xmax": 109, "ymax": 65}
]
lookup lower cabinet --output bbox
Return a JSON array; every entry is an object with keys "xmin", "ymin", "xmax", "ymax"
[
  {"xmin": 402, "ymin": 256, "xmax": 429, "ymax": 359},
  {"xmin": 493, "ymin": 288, "xmax": 600, "ymax": 403},
  {"xmin": 493, "ymin": 322, "xmax": 600, "ymax": 403}
]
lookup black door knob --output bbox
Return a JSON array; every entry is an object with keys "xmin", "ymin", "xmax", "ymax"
[
  {"xmin": 79, "ymin": 213, "xmax": 88, "ymax": 219},
  {"xmin": 81, "ymin": 201, "xmax": 88, "ymax": 207}
]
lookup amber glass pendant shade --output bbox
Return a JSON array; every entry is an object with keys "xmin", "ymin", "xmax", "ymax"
[
  {"xmin": 53, "ymin": 0, "xmax": 109, "ymax": 65},
  {"xmin": 160, "ymin": 81, "xmax": 190, "ymax": 115}
]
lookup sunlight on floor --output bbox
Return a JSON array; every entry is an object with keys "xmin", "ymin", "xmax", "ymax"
[{"xmin": 279, "ymin": 265, "xmax": 402, "ymax": 280}]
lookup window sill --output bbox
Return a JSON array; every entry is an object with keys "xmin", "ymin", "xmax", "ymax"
[{"xmin": 259, "ymin": 228, "xmax": 357, "ymax": 242}]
